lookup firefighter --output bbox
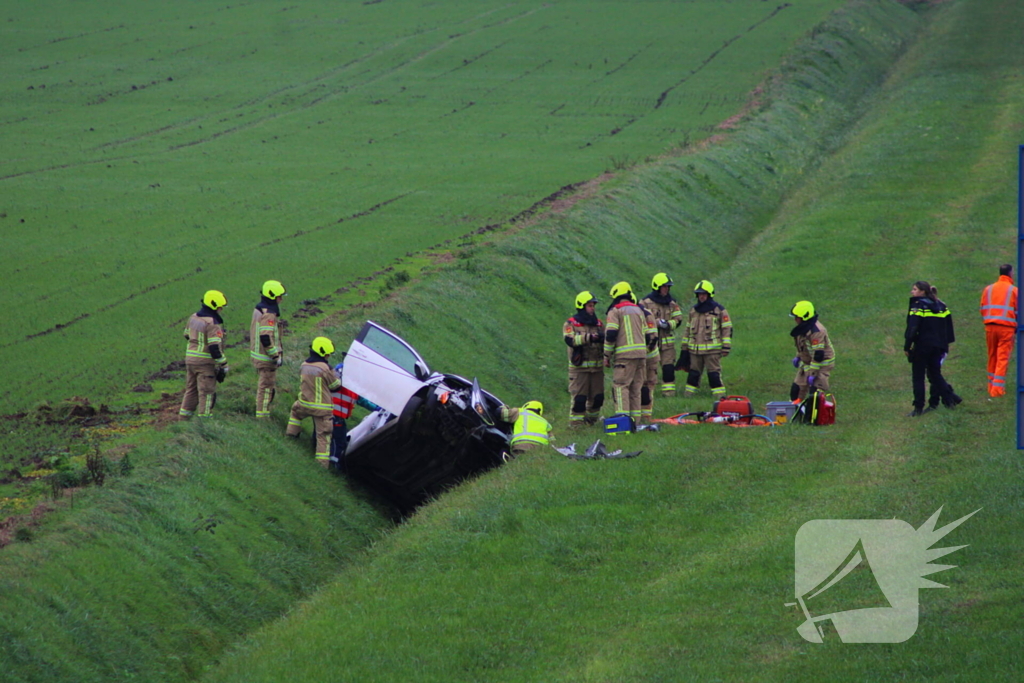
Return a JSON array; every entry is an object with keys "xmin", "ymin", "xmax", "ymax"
[
  {"xmin": 250, "ymin": 279, "xmax": 286, "ymax": 418},
  {"xmin": 604, "ymin": 282, "xmax": 653, "ymax": 425},
  {"xmin": 905, "ymin": 281, "xmax": 960, "ymax": 416},
  {"xmin": 641, "ymin": 273, "xmax": 684, "ymax": 396},
  {"xmin": 179, "ymin": 290, "xmax": 228, "ymax": 419},
  {"xmin": 500, "ymin": 401, "xmax": 552, "ymax": 455},
  {"xmin": 286, "ymin": 337, "xmax": 343, "ymax": 466},
  {"xmin": 634, "ymin": 292, "xmax": 659, "ymax": 424},
  {"xmin": 980, "ymin": 264, "xmax": 1017, "ymax": 397},
  {"xmin": 789, "ymin": 301, "xmax": 835, "ymax": 402},
  {"xmin": 563, "ymin": 291, "xmax": 605, "ymax": 427},
  {"xmin": 676, "ymin": 280, "xmax": 732, "ymax": 398}
]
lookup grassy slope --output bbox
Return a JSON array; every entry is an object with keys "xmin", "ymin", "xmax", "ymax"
[
  {"xmin": 0, "ymin": 0, "xmax": 845, "ymax": 414},
  {"xmin": 0, "ymin": 416, "xmax": 392, "ymax": 683},
  {"xmin": 202, "ymin": 0, "xmax": 1022, "ymax": 681}
]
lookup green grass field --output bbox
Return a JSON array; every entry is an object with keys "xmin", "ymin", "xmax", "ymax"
[
  {"xmin": 0, "ymin": 0, "xmax": 845, "ymax": 414},
  {"xmin": 1, "ymin": 0, "xmax": 1022, "ymax": 681}
]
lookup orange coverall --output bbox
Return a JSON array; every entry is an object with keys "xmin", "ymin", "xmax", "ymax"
[{"xmin": 980, "ymin": 275, "xmax": 1017, "ymax": 397}]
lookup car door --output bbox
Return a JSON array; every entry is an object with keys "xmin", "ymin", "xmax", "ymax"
[{"xmin": 342, "ymin": 321, "xmax": 431, "ymax": 416}]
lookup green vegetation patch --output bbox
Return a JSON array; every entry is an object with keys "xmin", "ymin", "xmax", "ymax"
[
  {"xmin": 0, "ymin": 0, "xmax": 846, "ymax": 413},
  {"xmin": 202, "ymin": 0, "xmax": 1020, "ymax": 681}
]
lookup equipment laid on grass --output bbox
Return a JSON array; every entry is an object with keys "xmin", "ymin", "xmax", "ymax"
[
  {"xmin": 554, "ymin": 440, "xmax": 641, "ymax": 460},
  {"xmin": 793, "ymin": 390, "xmax": 835, "ymax": 425},
  {"xmin": 712, "ymin": 395, "xmax": 753, "ymax": 418},
  {"xmin": 765, "ymin": 401, "xmax": 798, "ymax": 424},
  {"xmin": 604, "ymin": 414, "xmax": 635, "ymax": 434},
  {"xmin": 653, "ymin": 411, "xmax": 773, "ymax": 428}
]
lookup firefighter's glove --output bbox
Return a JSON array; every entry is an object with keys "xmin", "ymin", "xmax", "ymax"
[
  {"xmin": 275, "ymin": 355, "xmax": 283, "ymax": 368},
  {"xmin": 589, "ymin": 332, "xmax": 602, "ymax": 344},
  {"xmin": 792, "ymin": 356, "xmax": 801, "ymax": 368},
  {"xmin": 675, "ymin": 350, "xmax": 691, "ymax": 371},
  {"xmin": 657, "ymin": 319, "xmax": 670, "ymax": 330},
  {"xmin": 215, "ymin": 366, "xmax": 228, "ymax": 383},
  {"xmin": 721, "ymin": 348, "xmax": 730, "ymax": 357},
  {"xmin": 604, "ymin": 357, "xmax": 611, "ymax": 368},
  {"xmin": 807, "ymin": 375, "xmax": 816, "ymax": 388}
]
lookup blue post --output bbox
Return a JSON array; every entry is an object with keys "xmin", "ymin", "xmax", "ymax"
[{"xmin": 1018, "ymin": 145, "xmax": 1023, "ymax": 449}]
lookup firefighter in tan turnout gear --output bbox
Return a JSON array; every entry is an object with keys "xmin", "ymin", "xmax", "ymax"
[
  {"xmin": 789, "ymin": 300, "xmax": 835, "ymax": 402},
  {"xmin": 640, "ymin": 273, "xmax": 683, "ymax": 397},
  {"xmin": 604, "ymin": 282, "xmax": 654, "ymax": 424},
  {"xmin": 250, "ymin": 280, "xmax": 286, "ymax": 418},
  {"xmin": 179, "ymin": 290, "xmax": 229, "ymax": 419},
  {"xmin": 676, "ymin": 280, "xmax": 732, "ymax": 398},
  {"xmin": 635, "ymin": 293, "xmax": 659, "ymax": 424},
  {"xmin": 563, "ymin": 291, "xmax": 605, "ymax": 426},
  {"xmin": 286, "ymin": 336, "xmax": 343, "ymax": 466}
]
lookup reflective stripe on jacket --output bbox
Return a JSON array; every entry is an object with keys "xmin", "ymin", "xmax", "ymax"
[
  {"xmin": 563, "ymin": 316, "xmax": 604, "ymax": 370},
  {"xmin": 250, "ymin": 305, "xmax": 281, "ymax": 361},
  {"xmin": 299, "ymin": 360, "xmax": 341, "ymax": 411},
  {"xmin": 604, "ymin": 301, "xmax": 650, "ymax": 359},
  {"xmin": 794, "ymin": 320, "xmax": 836, "ymax": 372},
  {"xmin": 683, "ymin": 304, "xmax": 732, "ymax": 353},
  {"xmin": 980, "ymin": 276, "xmax": 1017, "ymax": 328},
  {"xmin": 185, "ymin": 314, "xmax": 225, "ymax": 363},
  {"xmin": 511, "ymin": 410, "xmax": 551, "ymax": 447}
]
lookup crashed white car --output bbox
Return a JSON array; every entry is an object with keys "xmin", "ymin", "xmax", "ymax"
[{"xmin": 339, "ymin": 321, "xmax": 512, "ymax": 511}]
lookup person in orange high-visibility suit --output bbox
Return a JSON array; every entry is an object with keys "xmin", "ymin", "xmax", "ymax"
[{"xmin": 980, "ymin": 264, "xmax": 1018, "ymax": 397}]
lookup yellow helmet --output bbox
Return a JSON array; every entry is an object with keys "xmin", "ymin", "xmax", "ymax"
[
  {"xmin": 311, "ymin": 336, "xmax": 335, "ymax": 356},
  {"xmin": 522, "ymin": 400, "xmax": 544, "ymax": 416},
  {"xmin": 575, "ymin": 290, "xmax": 598, "ymax": 310},
  {"xmin": 652, "ymin": 273, "xmax": 673, "ymax": 290},
  {"xmin": 203, "ymin": 290, "xmax": 227, "ymax": 309},
  {"xmin": 694, "ymin": 280, "xmax": 714, "ymax": 297},
  {"xmin": 262, "ymin": 280, "xmax": 286, "ymax": 299},
  {"xmin": 791, "ymin": 301, "xmax": 815, "ymax": 321},
  {"xmin": 609, "ymin": 281, "xmax": 633, "ymax": 299}
]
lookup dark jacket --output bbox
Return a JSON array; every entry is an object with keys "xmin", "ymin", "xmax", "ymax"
[{"xmin": 905, "ymin": 296, "xmax": 955, "ymax": 353}]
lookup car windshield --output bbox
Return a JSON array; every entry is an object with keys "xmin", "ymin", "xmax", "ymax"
[{"xmin": 360, "ymin": 325, "xmax": 422, "ymax": 377}]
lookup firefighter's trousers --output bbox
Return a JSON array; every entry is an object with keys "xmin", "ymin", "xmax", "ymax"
[
  {"xmin": 180, "ymin": 361, "xmax": 218, "ymax": 418},
  {"xmin": 684, "ymin": 353, "xmax": 725, "ymax": 397},
  {"xmin": 985, "ymin": 324, "xmax": 1015, "ymax": 397},
  {"xmin": 286, "ymin": 402, "xmax": 333, "ymax": 461},
  {"xmin": 251, "ymin": 359, "xmax": 278, "ymax": 417},
  {"xmin": 641, "ymin": 354, "xmax": 658, "ymax": 423},
  {"xmin": 611, "ymin": 357, "xmax": 645, "ymax": 422},
  {"xmin": 793, "ymin": 365, "xmax": 833, "ymax": 402},
  {"xmin": 568, "ymin": 369, "xmax": 604, "ymax": 424}
]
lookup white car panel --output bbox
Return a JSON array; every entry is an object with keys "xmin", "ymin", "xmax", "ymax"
[{"xmin": 342, "ymin": 322, "xmax": 429, "ymax": 416}]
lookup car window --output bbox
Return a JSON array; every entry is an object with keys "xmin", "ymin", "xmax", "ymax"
[{"xmin": 360, "ymin": 325, "xmax": 422, "ymax": 376}]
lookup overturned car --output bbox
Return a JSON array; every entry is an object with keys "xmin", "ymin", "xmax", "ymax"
[{"xmin": 337, "ymin": 321, "xmax": 512, "ymax": 512}]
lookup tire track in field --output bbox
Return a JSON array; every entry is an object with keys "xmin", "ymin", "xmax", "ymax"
[
  {"xmin": 1, "ymin": 193, "xmax": 410, "ymax": 348},
  {"xmin": 577, "ymin": 2, "xmax": 792, "ymax": 149},
  {"xmin": 0, "ymin": 5, "xmax": 543, "ymax": 181}
]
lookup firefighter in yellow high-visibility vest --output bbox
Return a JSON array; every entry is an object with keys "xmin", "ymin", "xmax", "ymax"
[
  {"xmin": 677, "ymin": 280, "xmax": 732, "ymax": 398},
  {"xmin": 286, "ymin": 336, "xmax": 342, "ymax": 466},
  {"xmin": 179, "ymin": 290, "xmax": 228, "ymax": 419},
  {"xmin": 640, "ymin": 273, "xmax": 684, "ymax": 396},
  {"xmin": 250, "ymin": 279, "xmax": 286, "ymax": 418},
  {"xmin": 499, "ymin": 401, "xmax": 552, "ymax": 455}
]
